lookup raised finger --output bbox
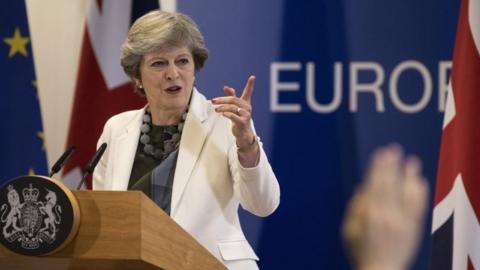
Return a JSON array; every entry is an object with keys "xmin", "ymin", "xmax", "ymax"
[
  {"xmin": 240, "ymin": 75, "xmax": 256, "ymax": 102},
  {"xmin": 402, "ymin": 156, "xmax": 428, "ymax": 220},
  {"xmin": 366, "ymin": 144, "xmax": 403, "ymax": 205},
  {"xmin": 224, "ymin": 86, "xmax": 236, "ymax": 97}
]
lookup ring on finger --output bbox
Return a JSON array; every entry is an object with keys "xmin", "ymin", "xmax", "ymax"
[{"xmin": 236, "ymin": 107, "xmax": 241, "ymax": 115}]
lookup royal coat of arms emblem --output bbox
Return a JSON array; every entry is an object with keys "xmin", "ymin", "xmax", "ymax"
[
  {"xmin": 0, "ymin": 176, "xmax": 79, "ymax": 256},
  {"xmin": 1, "ymin": 184, "xmax": 61, "ymax": 249}
]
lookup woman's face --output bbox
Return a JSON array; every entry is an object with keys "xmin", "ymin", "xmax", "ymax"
[{"xmin": 139, "ymin": 46, "xmax": 195, "ymax": 113}]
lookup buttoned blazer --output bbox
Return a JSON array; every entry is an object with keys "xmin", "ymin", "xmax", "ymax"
[{"xmin": 92, "ymin": 89, "xmax": 280, "ymax": 269}]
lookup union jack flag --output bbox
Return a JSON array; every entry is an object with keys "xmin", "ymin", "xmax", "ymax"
[
  {"xmin": 430, "ymin": 0, "xmax": 480, "ymax": 269},
  {"xmin": 62, "ymin": 0, "xmax": 161, "ymax": 188}
]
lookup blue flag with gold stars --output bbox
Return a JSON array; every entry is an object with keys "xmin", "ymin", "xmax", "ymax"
[{"xmin": 0, "ymin": 1, "xmax": 48, "ymax": 184}]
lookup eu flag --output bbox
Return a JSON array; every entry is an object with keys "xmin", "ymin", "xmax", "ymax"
[{"xmin": 0, "ymin": 1, "xmax": 48, "ymax": 184}]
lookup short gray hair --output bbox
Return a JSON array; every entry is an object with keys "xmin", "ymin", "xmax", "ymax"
[{"xmin": 121, "ymin": 10, "xmax": 209, "ymax": 94}]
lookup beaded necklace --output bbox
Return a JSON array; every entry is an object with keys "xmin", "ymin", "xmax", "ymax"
[{"xmin": 139, "ymin": 107, "xmax": 187, "ymax": 161}]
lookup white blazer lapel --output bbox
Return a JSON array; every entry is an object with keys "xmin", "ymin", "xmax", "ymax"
[
  {"xmin": 111, "ymin": 109, "xmax": 143, "ymax": 190},
  {"xmin": 171, "ymin": 90, "xmax": 217, "ymax": 215}
]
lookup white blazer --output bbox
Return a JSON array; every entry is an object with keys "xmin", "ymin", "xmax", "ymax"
[{"xmin": 92, "ymin": 89, "xmax": 280, "ymax": 269}]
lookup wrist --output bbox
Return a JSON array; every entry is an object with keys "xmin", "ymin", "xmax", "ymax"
[
  {"xmin": 236, "ymin": 135, "xmax": 260, "ymax": 168},
  {"xmin": 236, "ymin": 135, "xmax": 258, "ymax": 153}
]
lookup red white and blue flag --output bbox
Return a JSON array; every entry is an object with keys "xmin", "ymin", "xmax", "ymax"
[
  {"xmin": 430, "ymin": 0, "xmax": 480, "ymax": 269},
  {"xmin": 62, "ymin": 0, "xmax": 161, "ymax": 188}
]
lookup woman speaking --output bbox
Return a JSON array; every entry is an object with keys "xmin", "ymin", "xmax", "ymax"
[{"xmin": 92, "ymin": 10, "xmax": 280, "ymax": 270}]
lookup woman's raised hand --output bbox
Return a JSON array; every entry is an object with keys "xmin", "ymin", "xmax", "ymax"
[{"xmin": 213, "ymin": 75, "xmax": 259, "ymax": 167}]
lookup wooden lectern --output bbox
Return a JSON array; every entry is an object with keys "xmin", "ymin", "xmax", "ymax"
[{"xmin": 0, "ymin": 191, "xmax": 226, "ymax": 270}]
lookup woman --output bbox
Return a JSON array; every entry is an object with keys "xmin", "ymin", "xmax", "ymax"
[{"xmin": 92, "ymin": 10, "xmax": 280, "ymax": 270}]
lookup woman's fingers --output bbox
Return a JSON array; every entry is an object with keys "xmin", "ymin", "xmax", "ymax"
[
  {"xmin": 240, "ymin": 75, "xmax": 255, "ymax": 102},
  {"xmin": 215, "ymin": 104, "xmax": 251, "ymax": 114},
  {"xmin": 218, "ymin": 106, "xmax": 251, "ymax": 123},
  {"xmin": 223, "ymin": 86, "xmax": 236, "ymax": 96},
  {"xmin": 213, "ymin": 96, "xmax": 252, "ymax": 113},
  {"xmin": 212, "ymin": 76, "xmax": 257, "ymax": 146},
  {"xmin": 213, "ymin": 75, "xmax": 256, "ymax": 111}
]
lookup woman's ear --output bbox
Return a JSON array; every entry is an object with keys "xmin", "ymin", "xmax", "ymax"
[{"xmin": 134, "ymin": 78, "xmax": 143, "ymax": 89}]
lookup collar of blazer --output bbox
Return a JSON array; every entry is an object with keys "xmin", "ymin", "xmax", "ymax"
[{"xmin": 171, "ymin": 88, "xmax": 218, "ymax": 216}]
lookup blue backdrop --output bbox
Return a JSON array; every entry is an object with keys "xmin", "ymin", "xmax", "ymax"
[
  {"xmin": 180, "ymin": 1, "xmax": 459, "ymax": 269},
  {"xmin": 0, "ymin": 1, "xmax": 458, "ymax": 269}
]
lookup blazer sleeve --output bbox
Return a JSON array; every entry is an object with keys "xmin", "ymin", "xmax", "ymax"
[{"xmin": 227, "ymin": 131, "xmax": 281, "ymax": 217}]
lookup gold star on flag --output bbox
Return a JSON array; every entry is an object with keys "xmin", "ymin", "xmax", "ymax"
[
  {"xmin": 28, "ymin": 168, "xmax": 36, "ymax": 176},
  {"xmin": 3, "ymin": 27, "xmax": 30, "ymax": 58},
  {"xmin": 37, "ymin": 131, "xmax": 46, "ymax": 150}
]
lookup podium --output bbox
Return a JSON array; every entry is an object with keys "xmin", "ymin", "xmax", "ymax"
[{"xmin": 0, "ymin": 190, "xmax": 226, "ymax": 270}]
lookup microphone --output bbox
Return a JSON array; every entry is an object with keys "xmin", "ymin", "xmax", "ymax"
[
  {"xmin": 49, "ymin": 145, "xmax": 75, "ymax": 177},
  {"xmin": 76, "ymin": 143, "xmax": 107, "ymax": 190}
]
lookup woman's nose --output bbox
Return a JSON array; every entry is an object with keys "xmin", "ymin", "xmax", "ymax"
[{"xmin": 165, "ymin": 65, "xmax": 179, "ymax": 80}]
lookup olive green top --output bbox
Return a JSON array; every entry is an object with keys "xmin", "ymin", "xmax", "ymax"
[{"xmin": 128, "ymin": 124, "xmax": 177, "ymax": 215}]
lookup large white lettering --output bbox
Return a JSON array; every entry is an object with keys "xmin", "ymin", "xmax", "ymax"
[
  {"xmin": 306, "ymin": 62, "xmax": 342, "ymax": 113},
  {"xmin": 389, "ymin": 60, "xmax": 432, "ymax": 113},
  {"xmin": 269, "ymin": 61, "xmax": 451, "ymax": 113},
  {"xmin": 349, "ymin": 62, "xmax": 385, "ymax": 112},
  {"xmin": 270, "ymin": 62, "xmax": 302, "ymax": 112},
  {"xmin": 438, "ymin": 61, "xmax": 452, "ymax": 112}
]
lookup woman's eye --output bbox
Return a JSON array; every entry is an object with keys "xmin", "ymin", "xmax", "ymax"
[
  {"xmin": 151, "ymin": 61, "xmax": 166, "ymax": 67},
  {"xmin": 177, "ymin": 58, "xmax": 189, "ymax": 65}
]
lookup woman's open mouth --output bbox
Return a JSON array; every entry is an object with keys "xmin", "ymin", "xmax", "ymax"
[{"xmin": 165, "ymin": 85, "xmax": 182, "ymax": 94}]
